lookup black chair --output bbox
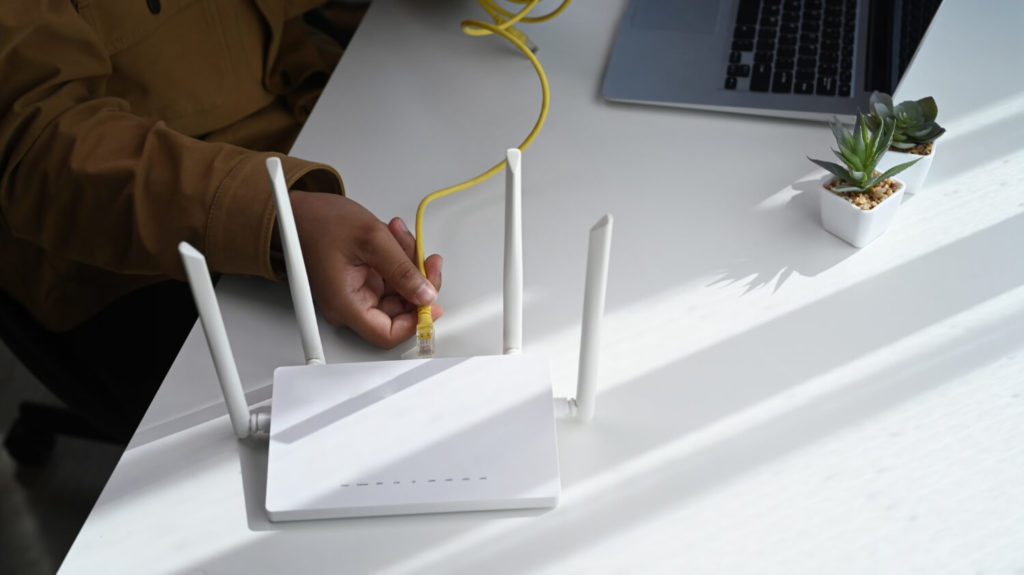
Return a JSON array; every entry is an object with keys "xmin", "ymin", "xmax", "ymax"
[{"xmin": 0, "ymin": 281, "xmax": 197, "ymax": 464}]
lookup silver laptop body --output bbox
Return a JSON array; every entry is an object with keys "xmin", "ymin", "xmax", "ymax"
[{"xmin": 602, "ymin": 0, "xmax": 940, "ymax": 121}]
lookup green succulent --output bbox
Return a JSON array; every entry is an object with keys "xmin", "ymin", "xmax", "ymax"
[
  {"xmin": 809, "ymin": 114, "xmax": 919, "ymax": 193},
  {"xmin": 865, "ymin": 92, "xmax": 946, "ymax": 150}
]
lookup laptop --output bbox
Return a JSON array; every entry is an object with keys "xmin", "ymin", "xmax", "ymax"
[{"xmin": 602, "ymin": 0, "xmax": 942, "ymax": 120}]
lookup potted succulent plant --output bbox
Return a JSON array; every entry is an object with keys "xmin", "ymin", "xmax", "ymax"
[
  {"xmin": 865, "ymin": 92, "xmax": 946, "ymax": 195},
  {"xmin": 809, "ymin": 114, "xmax": 919, "ymax": 248}
]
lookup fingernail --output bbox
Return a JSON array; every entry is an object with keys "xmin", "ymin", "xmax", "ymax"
[
  {"xmin": 415, "ymin": 281, "xmax": 437, "ymax": 305},
  {"xmin": 395, "ymin": 218, "xmax": 409, "ymax": 234}
]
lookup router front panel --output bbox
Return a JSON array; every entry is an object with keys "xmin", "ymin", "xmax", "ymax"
[{"xmin": 266, "ymin": 354, "xmax": 560, "ymax": 521}]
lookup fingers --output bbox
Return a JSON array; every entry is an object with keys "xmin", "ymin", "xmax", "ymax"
[
  {"xmin": 353, "ymin": 307, "xmax": 416, "ymax": 349},
  {"xmin": 358, "ymin": 223, "xmax": 437, "ymax": 306},
  {"xmin": 348, "ymin": 302, "xmax": 445, "ymax": 349},
  {"xmin": 378, "ymin": 294, "xmax": 412, "ymax": 318},
  {"xmin": 385, "ymin": 217, "xmax": 443, "ymax": 294},
  {"xmin": 388, "ymin": 218, "xmax": 416, "ymax": 260},
  {"xmin": 291, "ymin": 192, "xmax": 446, "ymax": 350},
  {"xmin": 338, "ymin": 221, "xmax": 443, "ymax": 349},
  {"xmin": 424, "ymin": 253, "xmax": 443, "ymax": 291}
]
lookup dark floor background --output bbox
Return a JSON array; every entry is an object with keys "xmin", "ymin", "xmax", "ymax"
[{"xmin": 0, "ymin": 343, "xmax": 123, "ymax": 574}]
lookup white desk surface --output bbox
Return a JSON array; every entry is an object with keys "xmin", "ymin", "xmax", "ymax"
[{"xmin": 61, "ymin": 1, "xmax": 1024, "ymax": 573}]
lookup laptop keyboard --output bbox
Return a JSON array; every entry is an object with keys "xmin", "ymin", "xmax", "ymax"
[{"xmin": 725, "ymin": 0, "xmax": 857, "ymax": 96}]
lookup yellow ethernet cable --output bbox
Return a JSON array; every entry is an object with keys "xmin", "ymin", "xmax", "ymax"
[{"xmin": 414, "ymin": 0, "xmax": 571, "ymax": 357}]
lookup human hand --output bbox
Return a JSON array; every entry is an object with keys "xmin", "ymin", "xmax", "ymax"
[{"xmin": 288, "ymin": 191, "xmax": 443, "ymax": 348}]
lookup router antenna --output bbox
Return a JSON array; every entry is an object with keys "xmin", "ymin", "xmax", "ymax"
[
  {"xmin": 266, "ymin": 157, "xmax": 326, "ymax": 366},
  {"xmin": 574, "ymin": 214, "xmax": 613, "ymax": 422},
  {"xmin": 179, "ymin": 242, "xmax": 264, "ymax": 439},
  {"xmin": 504, "ymin": 148, "xmax": 523, "ymax": 355}
]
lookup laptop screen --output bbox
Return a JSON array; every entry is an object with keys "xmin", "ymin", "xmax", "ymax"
[{"xmin": 866, "ymin": 0, "xmax": 943, "ymax": 94}]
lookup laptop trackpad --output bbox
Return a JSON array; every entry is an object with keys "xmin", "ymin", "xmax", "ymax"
[{"xmin": 631, "ymin": 0, "xmax": 721, "ymax": 34}]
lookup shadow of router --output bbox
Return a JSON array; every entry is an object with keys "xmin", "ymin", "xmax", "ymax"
[{"xmin": 179, "ymin": 150, "xmax": 612, "ymax": 521}]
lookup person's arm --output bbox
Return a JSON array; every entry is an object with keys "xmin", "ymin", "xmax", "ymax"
[
  {"xmin": 0, "ymin": 1, "xmax": 338, "ymax": 283},
  {"xmin": 0, "ymin": 2, "xmax": 442, "ymax": 348}
]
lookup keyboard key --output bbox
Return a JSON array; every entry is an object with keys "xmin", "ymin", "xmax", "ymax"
[
  {"xmin": 755, "ymin": 50, "xmax": 774, "ymax": 64},
  {"xmin": 776, "ymin": 57, "xmax": 795, "ymax": 70},
  {"xmin": 838, "ymin": 83, "xmax": 851, "ymax": 96},
  {"xmin": 777, "ymin": 45, "xmax": 796, "ymax": 58},
  {"xmin": 760, "ymin": 14, "xmax": 780, "ymax": 28},
  {"xmin": 816, "ymin": 75, "xmax": 837, "ymax": 95},
  {"xmin": 751, "ymin": 63, "xmax": 772, "ymax": 91},
  {"xmin": 735, "ymin": 25, "xmax": 757, "ymax": 39},
  {"xmin": 733, "ymin": 38, "xmax": 755, "ymax": 51},
  {"xmin": 772, "ymin": 69, "xmax": 793, "ymax": 92},
  {"xmin": 800, "ymin": 32, "xmax": 820, "ymax": 45},
  {"xmin": 818, "ymin": 63, "xmax": 837, "ymax": 76},
  {"xmin": 797, "ymin": 56, "xmax": 817, "ymax": 69},
  {"xmin": 725, "ymin": 76, "xmax": 738, "ymax": 90},
  {"xmin": 799, "ymin": 43, "xmax": 819, "ymax": 57},
  {"xmin": 779, "ymin": 33, "xmax": 798, "ymax": 46},
  {"xmin": 781, "ymin": 22, "xmax": 799, "ymax": 34},
  {"xmin": 728, "ymin": 64, "xmax": 751, "ymax": 77},
  {"xmin": 736, "ymin": 0, "xmax": 761, "ymax": 26},
  {"xmin": 796, "ymin": 68, "xmax": 816, "ymax": 81},
  {"xmin": 840, "ymin": 69, "xmax": 852, "ymax": 83},
  {"xmin": 795, "ymin": 79, "xmax": 815, "ymax": 94},
  {"xmin": 730, "ymin": 50, "xmax": 742, "ymax": 63},
  {"xmin": 756, "ymin": 38, "xmax": 776, "ymax": 51}
]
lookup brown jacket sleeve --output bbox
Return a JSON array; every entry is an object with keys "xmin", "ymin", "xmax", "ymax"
[{"xmin": 0, "ymin": 1, "xmax": 342, "ymax": 286}]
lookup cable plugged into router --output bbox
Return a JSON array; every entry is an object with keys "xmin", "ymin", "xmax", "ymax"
[{"xmin": 179, "ymin": 152, "xmax": 612, "ymax": 520}]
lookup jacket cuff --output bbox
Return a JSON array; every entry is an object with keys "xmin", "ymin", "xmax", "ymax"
[{"xmin": 205, "ymin": 152, "xmax": 344, "ymax": 280}]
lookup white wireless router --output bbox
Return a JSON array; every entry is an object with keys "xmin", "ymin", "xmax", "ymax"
[{"xmin": 179, "ymin": 150, "xmax": 612, "ymax": 521}]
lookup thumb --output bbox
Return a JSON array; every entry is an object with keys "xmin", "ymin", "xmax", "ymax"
[{"xmin": 361, "ymin": 228, "xmax": 438, "ymax": 306}]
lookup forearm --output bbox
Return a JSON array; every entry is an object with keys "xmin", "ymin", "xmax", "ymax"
[
  {"xmin": 0, "ymin": 1, "xmax": 343, "ymax": 283},
  {"xmin": 3, "ymin": 100, "xmax": 342, "ymax": 280}
]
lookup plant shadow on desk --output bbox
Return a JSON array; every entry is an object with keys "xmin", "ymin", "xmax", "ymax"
[
  {"xmin": 708, "ymin": 176, "xmax": 856, "ymax": 293},
  {"xmin": 392, "ymin": 212, "xmax": 1024, "ymax": 573}
]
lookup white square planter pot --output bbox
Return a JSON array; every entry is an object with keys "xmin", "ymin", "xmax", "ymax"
[
  {"xmin": 820, "ymin": 176, "xmax": 905, "ymax": 248},
  {"xmin": 875, "ymin": 142, "xmax": 936, "ymax": 195}
]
